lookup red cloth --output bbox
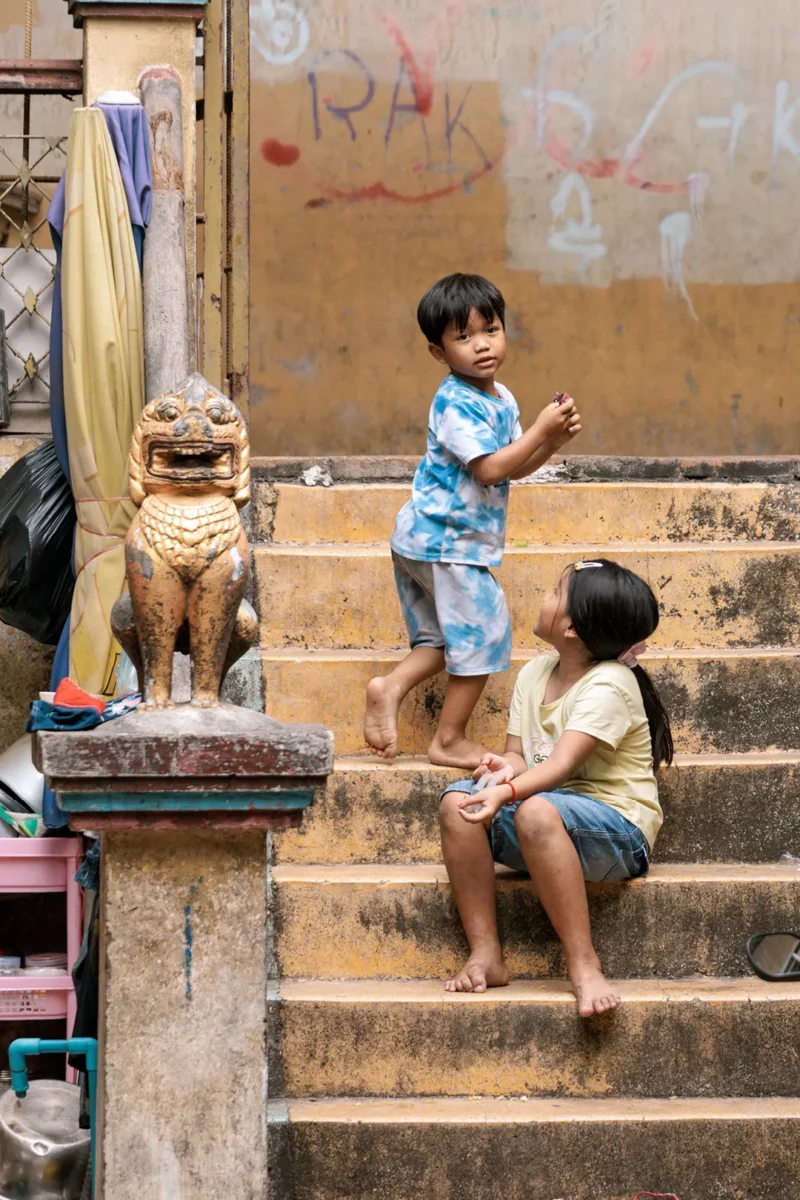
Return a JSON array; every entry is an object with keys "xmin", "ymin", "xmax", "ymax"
[{"xmin": 53, "ymin": 678, "xmax": 106, "ymax": 715}]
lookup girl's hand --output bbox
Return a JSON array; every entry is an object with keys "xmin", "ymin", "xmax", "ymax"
[
  {"xmin": 458, "ymin": 784, "xmax": 513, "ymax": 824},
  {"xmin": 472, "ymin": 753, "xmax": 515, "ymax": 784}
]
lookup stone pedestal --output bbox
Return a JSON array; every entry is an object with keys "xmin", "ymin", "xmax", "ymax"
[{"xmin": 34, "ymin": 706, "xmax": 333, "ymax": 1200}]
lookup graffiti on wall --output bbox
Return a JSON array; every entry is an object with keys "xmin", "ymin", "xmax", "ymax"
[{"xmin": 251, "ymin": 0, "xmax": 800, "ymax": 316}]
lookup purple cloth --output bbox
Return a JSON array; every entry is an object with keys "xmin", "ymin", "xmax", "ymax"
[{"xmin": 48, "ymin": 101, "xmax": 152, "ymax": 239}]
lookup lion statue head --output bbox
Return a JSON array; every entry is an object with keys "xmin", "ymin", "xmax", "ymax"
[{"xmin": 128, "ymin": 373, "xmax": 250, "ymax": 508}]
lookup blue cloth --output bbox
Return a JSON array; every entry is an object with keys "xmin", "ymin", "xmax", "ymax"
[
  {"xmin": 27, "ymin": 692, "xmax": 142, "ymax": 733},
  {"xmin": 392, "ymin": 551, "xmax": 511, "ymax": 676},
  {"xmin": 42, "ymin": 620, "xmax": 74, "ymax": 828},
  {"xmin": 391, "ymin": 375, "xmax": 522, "ymax": 568},
  {"xmin": 442, "ymin": 782, "xmax": 651, "ymax": 882}
]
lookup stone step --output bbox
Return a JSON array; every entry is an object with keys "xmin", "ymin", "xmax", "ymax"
[
  {"xmin": 272, "ymin": 753, "xmax": 800, "ymax": 866},
  {"xmin": 254, "ymin": 542, "xmax": 800, "ymax": 651},
  {"xmin": 264, "ymin": 481, "xmax": 800, "ymax": 546},
  {"xmin": 267, "ymin": 1095, "xmax": 800, "ymax": 1200},
  {"xmin": 260, "ymin": 647, "xmax": 800, "ymax": 757},
  {"xmin": 268, "ymin": 978, "xmax": 800, "ymax": 1100},
  {"xmin": 270, "ymin": 862, "xmax": 800, "ymax": 981}
]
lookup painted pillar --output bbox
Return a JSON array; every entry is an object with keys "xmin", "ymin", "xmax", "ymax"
[
  {"xmin": 35, "ymin": 707, "xmax": 334, "ymax": 1200},
  {"xmin": 65, "ymin": 0, "xmax": 205, "ymax": 368}
]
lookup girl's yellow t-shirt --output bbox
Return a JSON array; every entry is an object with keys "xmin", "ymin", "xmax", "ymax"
[{"xmin": 507, "ymin": 654, "xmax": 663, "ymax": 850}]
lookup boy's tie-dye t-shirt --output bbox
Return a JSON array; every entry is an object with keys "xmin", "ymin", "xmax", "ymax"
[{"xmin": 391, "ymin": 375, "xmax": 523, "ymax": 568}]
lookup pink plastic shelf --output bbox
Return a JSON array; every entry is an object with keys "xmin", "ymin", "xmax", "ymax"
[
  {"xmin": 0, "ymin": 839, "xmax": 82, "ymax": 1083},
  {"xmin": 0, "ymin": 839, "xmax": 81, "ymax": 893},
  {"xmin": 0, "ymin": 975, "xmax": 72, "ymax": 1020}
]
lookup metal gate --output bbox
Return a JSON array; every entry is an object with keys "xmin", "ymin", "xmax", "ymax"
[
  {"xmin": 0, "ymin": 0, "xmax": 250, "ymax": 431},
  {"xmin": 198, "ymin": 0, "xmax": 250, "ymax": 423}
]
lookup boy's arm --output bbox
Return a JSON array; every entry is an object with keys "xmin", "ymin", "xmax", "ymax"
[
  {"xmin": 509, "ymin": 438, "xmax": 561, "ymax": 481},
  {"xmin": 469, "ymin": 399, "xmax": 580, "ymax": 487}
]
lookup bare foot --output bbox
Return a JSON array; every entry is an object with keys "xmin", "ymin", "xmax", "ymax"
[
  {"xmin": 445, "ymin": 951, "xmax": 510, "ymax": 994},
  {"xmin": 569, "ymin": 961, "xmax": 621, "ymax": 1018},
  {"xmin": 364, "ymin": 677, "xmax": 401, "ymax": 759},
  {"xmin": 428, "ymin": 733, "xmax": 490, "ymax": 770}
]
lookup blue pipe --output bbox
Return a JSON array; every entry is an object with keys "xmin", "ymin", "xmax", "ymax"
[{"xmin": 9, "ymin": 1038, "xmax": 98, "ymax": 1197}]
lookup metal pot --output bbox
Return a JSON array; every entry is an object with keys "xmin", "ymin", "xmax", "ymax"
[{"xmin": 0, "ymin": 1079, "xmax": 89, "ymax": 1199}]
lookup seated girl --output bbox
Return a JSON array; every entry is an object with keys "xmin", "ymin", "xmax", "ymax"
[{"xmin": 439, "ymin": 558, "xmax": 673, "ymax": 1018}]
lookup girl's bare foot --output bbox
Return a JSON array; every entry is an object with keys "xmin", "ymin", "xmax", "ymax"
[
  {"xmin": 445, "ymin": 951, "xmax": 510, "ymax": 994},
  {"xmin": 364, "ymin": 677, "xmax": 401, "ymax": 759},
  {"xmin": 428, "ymin": 733, "xmax": 490, "ymax": 770},
  {"xmin": 568, "ymin": 961, "xmax": 621, "ymax": 1018}
]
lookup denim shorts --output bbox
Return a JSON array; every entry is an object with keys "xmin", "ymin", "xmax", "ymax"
[
  {"xmin": 392, "ymin": 551, "xmax": 512, "ymax": 677},
  {"xmin": 442, "ymin": 781, "xmax": 651, "ymax": 883}
]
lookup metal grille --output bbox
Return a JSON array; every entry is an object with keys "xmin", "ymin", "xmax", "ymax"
[
  {"xmin": 0, "ymin": 0, "xmax": 82, "ymax": 432},
  {"xmin": 0, "ymin": 116, "xmax": 70, "ymax": 427}
]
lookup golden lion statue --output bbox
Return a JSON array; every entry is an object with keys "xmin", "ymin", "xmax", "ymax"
[{"xmin": 111, "ymin": 373, "xmax": 258, "ymax": 708}]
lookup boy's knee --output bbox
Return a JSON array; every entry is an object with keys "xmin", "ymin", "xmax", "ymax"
[{"xmin": 514, "ymin": 796, "xmax": 562, "ymax": 840}]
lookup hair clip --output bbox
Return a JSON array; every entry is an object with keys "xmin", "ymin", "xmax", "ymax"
[
  {"xmin": 618, "ymin": 641, "xmax": 647, "ymax": 667},
  {"xmin": 574, "ymin": 561, "xmax": 603, "ymax": 571}
]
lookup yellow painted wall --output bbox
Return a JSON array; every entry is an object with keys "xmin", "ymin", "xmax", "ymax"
[{"xmin": 249, "ymin": 0, "xmax": 800, "ymax": 456}]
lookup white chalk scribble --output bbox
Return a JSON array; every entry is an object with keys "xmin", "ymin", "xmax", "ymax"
[
  {"xmin": 548, "ymin": 172, "xmax": 607, "ymax": 272},
  {"xmin": 251, "ymin": 0, "xmax": 309, "ymax": 66},
  {"xmin": 659, "ymin": 211, "xmax": 698, "ymax": 321}
]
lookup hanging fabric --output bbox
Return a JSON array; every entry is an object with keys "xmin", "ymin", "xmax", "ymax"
[
  {"xmin": 59, "ymin": 107, "xmax": 145, "ymax": 696},
  {"xmin": 42, "ymin": 102, "xmax": 151, "ymax": 828}
]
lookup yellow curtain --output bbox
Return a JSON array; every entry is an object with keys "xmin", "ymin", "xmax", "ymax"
[{"xmin": 61, "ymin": 107, "xmax": 144, "ymax": 694}]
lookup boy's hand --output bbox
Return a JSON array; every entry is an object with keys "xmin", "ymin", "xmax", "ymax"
[
  {"xmin": 531, "ymin": 393, "xmax": 581, "ymax": 444},
  {"xmin": 458, "ymin": 784, "xmax": 514, "ymax": 824},
  {"xmin": 473, "ymin": 753, "xmax": 515, "ymax": 785}
]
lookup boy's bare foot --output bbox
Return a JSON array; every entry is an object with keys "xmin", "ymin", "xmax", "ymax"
[
  {"xmin": 445, "ymin": 951, "xmax": 510, "ymax": 994},
  {"xmin": 428, "ymin": 733, "xmax": 490, "ymax": 770},
  {"xmin": 364, "ymin": 677, "xmax": 401, "ymax": 759},
  {"xmin": 568, "ymin": 961, "xmax": 621, "ymax": 1018}
]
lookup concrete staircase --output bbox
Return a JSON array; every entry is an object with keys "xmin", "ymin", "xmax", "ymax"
[{"xmin": 256, "ymin": 457, "xmax": 800, "ymax": 1199}]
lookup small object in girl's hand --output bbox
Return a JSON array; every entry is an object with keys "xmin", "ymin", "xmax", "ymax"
[
  {"xmin": 553, "ymin": 391, "xmax": 566, "ymax": 405},
  {"xmin": 463, "ymin": 770, "xmax": 503, "ymax": 814},
  {"xmin": 473, "ymin": 770, "xmax": 504, "ymax": 793}
]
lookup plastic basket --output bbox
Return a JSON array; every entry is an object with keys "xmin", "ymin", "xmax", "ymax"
[{"xmin": 0, "ymin": 976, "xmax": 70, "ymax": 1019}]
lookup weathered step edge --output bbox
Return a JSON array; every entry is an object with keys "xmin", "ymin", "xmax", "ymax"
[
  {"xmin": 267, "ymin": 978, "xmax": 800, "ymax": 1100},
  {"xmin": 267, "ymin": 1095, "xmax": 800, "ymax": 1200},
  {"xmin": 271, "ymin": 752, "xmax": 800, "ymax": 866},
  {"xmin": 270, "ymin": 862, "xmax": 800, "ymax": 981}
]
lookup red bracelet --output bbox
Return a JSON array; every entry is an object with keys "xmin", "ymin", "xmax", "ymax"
[{"xmin": 504, "ymin": 781, "xmax": 518, "ymax": 806}]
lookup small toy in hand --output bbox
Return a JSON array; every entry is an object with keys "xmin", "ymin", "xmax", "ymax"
[
  {"xmin": 553, "ymin": 391, "xmax": 567, "ymax": 405},
  {"xmin": 463, "ymin": 770, "xmax": 506, "ymax": 814}
]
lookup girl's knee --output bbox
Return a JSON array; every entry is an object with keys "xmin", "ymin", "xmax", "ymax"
[
  {"xmin": 439, "ymin": 790, "xmax": 470, "ymax": 827},
  {"xmin": 514, "ymin": 795, "xmax": 562, "ymax": 839}
]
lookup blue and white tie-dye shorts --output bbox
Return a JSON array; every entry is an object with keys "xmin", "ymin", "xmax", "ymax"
[{"xmin": 392, "ymin": 551, "xmax": 512, "ymax": 677}]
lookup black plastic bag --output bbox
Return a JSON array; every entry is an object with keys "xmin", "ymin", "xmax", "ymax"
[{"xmin": 0, "ymin": 441, "xmax": 75, "ymax": 643}]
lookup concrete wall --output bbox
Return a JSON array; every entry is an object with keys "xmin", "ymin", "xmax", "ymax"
[
  {"xmin": 4, "ymin": 1, "xmax": 797, "ymax": 457},
  {"xmin": 249, "ymin": 0, "xmax": 800, "ymax": 457}
]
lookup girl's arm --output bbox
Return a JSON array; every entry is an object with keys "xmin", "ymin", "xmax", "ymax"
[
  {"xmin": 460, "ymin": 731, "xmax": 600, "ymax": 823},
  {"xmin": 474, "ymin": 735, "xmax": 528, "ymax": 782}
]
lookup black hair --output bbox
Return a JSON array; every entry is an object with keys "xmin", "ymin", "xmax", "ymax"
[
  {"xmin": 565, "ymin": 559, "xmax": 674, "ymax": 770},
  {"xmin": 417, "ymin": 273, "xmax": 506, "ymax": 346}
]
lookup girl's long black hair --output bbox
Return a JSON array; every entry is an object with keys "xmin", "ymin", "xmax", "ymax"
[{"xmin": 565, "ymin": 559, "xmax": 674, "ymax": 770}]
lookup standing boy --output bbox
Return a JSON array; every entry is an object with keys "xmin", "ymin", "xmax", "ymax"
[{"xmin": 364, "ymin": 273, "xmax": 581, "ymax": 768}]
